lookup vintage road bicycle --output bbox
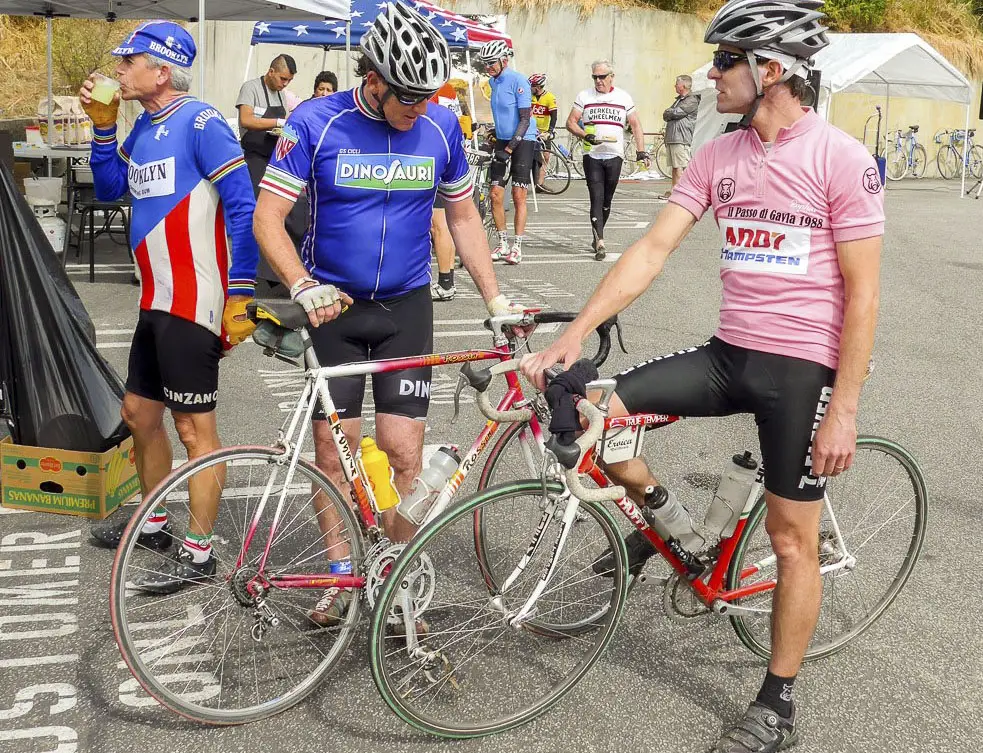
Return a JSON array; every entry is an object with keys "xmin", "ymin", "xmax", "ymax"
[
  {"xmin": 108, "ymin": 299, "xmax": 623, "ymax": 725},
  {"xmin": 367, "ymin": 360, "xmax": 928, "ymax": 738}
]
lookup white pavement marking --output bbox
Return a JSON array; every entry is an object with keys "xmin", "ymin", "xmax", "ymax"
[{"xmin": 0, "ymin": 654, "xmax": 79, "ymax": 668}]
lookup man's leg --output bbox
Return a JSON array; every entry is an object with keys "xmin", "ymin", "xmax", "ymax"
[
  {"xmin": 171, "ymin": 410, "xmax": 223, "ymax": 539},
  {"xmin": 430, "ymin": 206, "xmax": 456, "ymax": 300},
  {"xmin": 671, "ymin": 167, "xmax": 682, "ymax": 189},
  {"xmin": 313, "ymin": 416, "xmax": 362, "ymax": 560},
  {"xmin": 121, "ymin": 392, "xmax": 171, "ymax": 499},
  {"xmin": 511, "ymin": 186, "xmax": 528, "ymax": 237},
  {"xmin": 375, "ymin": 412, "xmax": 426, "ymax": 543}
]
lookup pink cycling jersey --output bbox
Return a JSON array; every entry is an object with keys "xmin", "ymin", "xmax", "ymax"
[{"xmin": 670, "ymin": 108, "xmax": 884, "ymax": 370}]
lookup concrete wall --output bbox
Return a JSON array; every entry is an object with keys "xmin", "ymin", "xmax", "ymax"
[{"xmin": 189, "ymin": 7, "xmax": 982, "ymax": 170}]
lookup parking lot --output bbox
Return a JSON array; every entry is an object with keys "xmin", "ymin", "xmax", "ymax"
[{"xmin": 1, "ymin": 178, "xmax": 980, "ymax": 753}]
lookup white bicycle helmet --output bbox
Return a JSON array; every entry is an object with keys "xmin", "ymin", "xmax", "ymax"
[
  {"xmin": 704, "ymin": 0, "xmax": 829, "ymax": 62},
  {"xmin": 477, "ymin": 40, "xmax": 512, "ymax": 64},
  {"xmin": 360, "ymin": 2, "xmax": 450, "ymax": 96},
  {"xmin": 528, "ymin": 73, "xmax": 547, "ymax": 87}
]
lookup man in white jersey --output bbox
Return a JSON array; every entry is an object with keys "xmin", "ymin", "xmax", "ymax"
[
  {"xmin": 565, "ymin": 60, "xmax": 649, "ymax": 261},
  {"xmin": 525, "ymin": 2, "xmax": 883, "ymax": 750}
]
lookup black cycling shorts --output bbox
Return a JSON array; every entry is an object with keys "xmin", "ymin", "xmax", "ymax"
[
  {"xmin": 489, "ymin": 138, "xmax": 535, "ymax": 188},
  {"xmin": 614, "ymin": 338, "xmax": 836, "ymax": 501},
  {"xmin": 309, "ymin": 285, "xmax": 433, "ymax": 421},
  {"xmin": 126, "ymin": 310, "xmax": 223, "ymax": 413}
]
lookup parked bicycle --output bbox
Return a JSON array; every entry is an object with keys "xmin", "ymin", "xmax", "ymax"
[
  {"xmin": 934, "ymin": 128, "xmax": 983, "ymax": 180},
  {"xmin": 885, "ymin": 125, "xmax": 926, "ymax": 180},
  {"xmin": 368, "ymin": 360, "xmax": 927, "ymax": 737},
  {"xmin": 569, "ymin": 128, "xmax": 669, "ymax": 180},
  {"xmin": 533, "ymin": 133, "xmax": 573, "ymax": 195},
  {"xmin": 109, "ymin": 302, "xmax": 624, "ymax": 725}
]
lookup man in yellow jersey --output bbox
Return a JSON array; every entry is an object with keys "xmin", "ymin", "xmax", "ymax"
[{"xmin": 529, "ymin": 73, "xmax": 557, "ymax": 190}]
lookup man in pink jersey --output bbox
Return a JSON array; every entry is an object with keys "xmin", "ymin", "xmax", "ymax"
[{"xmin": 522, "ymin": 1, "xmax": 882, "ymax": 750}]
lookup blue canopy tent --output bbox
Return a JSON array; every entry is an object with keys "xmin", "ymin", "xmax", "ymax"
[{"xmin": 243, "ymin": 0, "xmax": 511, "ymax": 121}]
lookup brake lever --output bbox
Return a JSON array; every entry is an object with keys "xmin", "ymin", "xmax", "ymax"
[
  {"xmin": 452, "ymin": 372, "xmax": 467, "ymax": 423},
  {"xmin": 615, "ymin": 319, "xmax": 628, "ymax": 354}
]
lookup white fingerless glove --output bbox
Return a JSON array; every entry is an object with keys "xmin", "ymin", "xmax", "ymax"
[
  {"xmin": 291, "ymin": 277, "xmax": 341, "ymax": 312},
  {"xmin": 486, "ymin": 294, "xmax": 522, "ymax": 317}
]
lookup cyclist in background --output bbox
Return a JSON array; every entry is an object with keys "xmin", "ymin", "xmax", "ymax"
[
  {"xmin": 479, "ymin": 39, "xmax": 537, "ymax": 265},
  {"xmin": 566, "ymin": 60, "xmax": 650, "ymax": 261},
  {"xmin": 529, "ymin": 73, "xmax": 558, "ymax": 191},
  {"xmin": 524, "ymin": 1, "xmax": 883, "ymax": 750},
  {"xmin": 254, "ymin": 3, "xmax": 522, "ymax": 627},
  {"xmin": 431, "ymin": 80, "xmax": 465, "ymax": 301}
]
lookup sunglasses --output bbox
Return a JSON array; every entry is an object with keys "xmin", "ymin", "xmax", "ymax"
[
  {"xmin": 387, "ymin": 83, "xmax": 434, "ymax": 106},
  {"xmin": 712, "ymin": 50, "xmax": 747, "ymax": 72},
  {"xmin": 592, "ymin": 73, "xmax": 612, "ymax": 81}
]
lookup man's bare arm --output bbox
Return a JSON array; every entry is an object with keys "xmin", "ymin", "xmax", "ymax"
[{"xmin": 238, "ymin": 104, "xmax": 282, "ymax": 133}]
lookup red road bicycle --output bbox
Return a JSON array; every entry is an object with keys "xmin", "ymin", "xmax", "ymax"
[
  {"xmin": 108, "ymin": 300, "xmax": 622, "ymax": 725},
  {"xmin": 367, "ymin": 360, "xmax": 928, "ymax": 737}
]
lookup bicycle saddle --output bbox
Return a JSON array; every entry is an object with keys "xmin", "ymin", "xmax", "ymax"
[
  {"xmin": 971, "ymin": 129, "xmax": 977, "ymax": 137},
  {"xmin": 247, "ymin": 300, "xmax": 309, "ymax": 330},
  {"xmin": 909, "ymin": 125, "xmax": 919, "ymax": 133}
]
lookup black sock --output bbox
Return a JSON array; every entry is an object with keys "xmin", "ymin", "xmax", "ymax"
[
  {"xmin": 756, "ymin": 671, "xmax": 795, "ymax": 717},
  {"xmin": 438, "ymin": 271, "xmax": 454, "ymax": 289}
]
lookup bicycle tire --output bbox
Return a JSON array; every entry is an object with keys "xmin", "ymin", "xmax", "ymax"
[
  {"xmin": 654, "ymin": 140, "xmax": 669, "ymax": 180},
  {"xmin": 727, "ymin": 436, "xmax": 927, "ymax": 662},
  {"xmin": 970, "ymin": 145, "xmax": 983, "ymax": 179},
  {"xmin": 569, "ymin": 139, "xmax": 586, "ymax": 178},
  {"xmin": 885, "ymin": 148, "xmax": 907, "ymax": 181},
  {"xmin": 910, "ymin": 144, "xmax": 927, "ymax": 178},
  {"xmin": 621, "ymin": 142, "xmax": 637, "ymax": 178},
  {"xmin": 110, "ymin": 446, "xmax": 366, "ymax": 725},
  {"xmin": 536, "ymin": 145, "xmax": 572, "ymax": 195},
  {"xmin": 937, "ymin": 145, "xmax": 960, "ymax": 180},
  {"xmin": 368, "ymin": 480, "xmax": 628, "ymax": 738}
]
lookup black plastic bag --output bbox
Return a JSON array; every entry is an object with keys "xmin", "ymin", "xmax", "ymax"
[{"xmin": 0, "ymin": 162, "xmax": 128, "ymax": 451}]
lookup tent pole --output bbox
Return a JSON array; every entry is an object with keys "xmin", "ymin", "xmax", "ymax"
[
  {"xmin": 243, "ymin": 45, "xmax": 255, "ymax": 85},
  {"xmin": 198, "ymin": 0, "xmax": 206, "ymax": 99},
  {"xmin": 883, "ymin": 81, "xmax": 890, "ymax": 174},
  {"xmin": 346, "ymin": 22, "xmax": 351, "ymax": 89},
  {"xmin": 46, "ymin": 15, "xmax": 53, "ymax": 169},
  {"xmin": 960, "ymin": 100, "xmax": 970, "ymax": 197},
  {"xmin": 322, "ymin": 46, "xmax": 328, "ymax": 72},
  {"xmin": 465, "ymin": 46, "xmax": 478, "ymax": 147}
]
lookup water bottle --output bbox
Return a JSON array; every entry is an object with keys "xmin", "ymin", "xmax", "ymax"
[
  {"xmin": 396, "ymin": 446, "xmax": 461, "ymax": 526},
  {"xmin": 704, "ymin": 451, "xmax": 759, "ymax": 538},
  {"xmin": 583, "ymin": 124, "xmax": 596, "ymax": 153},
  {"xmin": 640, "ymin": 485, "xmax": 704, "ymax": 554},
  {"xmin": 358, "ymin": 437, "xmax": 400, "ymax": 512},
  {"xmin": 557, "ymin": 142, "xmax": 571, "ymax": 159}
]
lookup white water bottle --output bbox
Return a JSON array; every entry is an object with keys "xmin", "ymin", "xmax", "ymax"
[
  {"xmin": 396, "ymin": 446, "xmax": 461, "ymax": 526},
  {"xmin": 704, "ymin": 451, "xmax": 759, "ymax": 538}
]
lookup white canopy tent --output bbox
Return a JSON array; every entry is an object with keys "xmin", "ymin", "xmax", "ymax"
[
  {"xmin": 690, "ymin": 33, "xmax": 976, "ymax": 195},
  {"xmin": 0, "ymin": 0, "xmax": 351, "ymax": 148}
]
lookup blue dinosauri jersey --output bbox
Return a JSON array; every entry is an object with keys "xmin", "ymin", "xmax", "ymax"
[{"xmin": 261, "ymin": 86, "xmax": 473, "ymax": 300}]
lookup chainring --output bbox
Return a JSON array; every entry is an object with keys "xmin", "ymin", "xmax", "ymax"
[
  {"xmin": 364, "ymin": 540, "xmax": 436, "ymax": 626},
  {"xmin": 662, "ymin": 571, "xmax": 713, "ymax": 624}
]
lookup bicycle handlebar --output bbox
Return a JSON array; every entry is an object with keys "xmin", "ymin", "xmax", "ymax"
[
  {"xmin": 484, "ymin": 311, "xmax": 626, "ymax": 368},
  {"xmin": 558, "ymin": 399, "xmax": 626, "ymax": 503}
]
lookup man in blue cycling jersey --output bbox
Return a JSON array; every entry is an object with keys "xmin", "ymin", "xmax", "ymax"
[
  {"xmin": 478, "ymin": 40, "xmax": 537, "ymax": 266},
  {"xmin": 253, "ymin": 2, "xmax": 521, "ymax": 627}
]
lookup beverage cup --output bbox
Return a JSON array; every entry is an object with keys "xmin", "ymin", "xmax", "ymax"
[{"xmin": 90, "ymin": 73, "xmax": 121, "ymax": 105}]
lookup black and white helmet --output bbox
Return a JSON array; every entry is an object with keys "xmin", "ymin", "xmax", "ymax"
[
  {"xmin": 704, "ymin": 0, "xmax": 829, "ymax": 61},
  {"xmin": 360, "ymin": 2, "xmax": 450, "ymax": 96},
  {"xmin": 477, "ymin": 39, "xmax": 512, "ymax": 64}
]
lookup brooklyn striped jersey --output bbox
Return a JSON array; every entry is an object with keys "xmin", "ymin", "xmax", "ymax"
[
  {"xmin": 90, "ymin": 96, "xmax": 258, "ymax": 336},
  {"xmin": 261, "ymin": 86, "xmax": 472, "ymax": 300}
]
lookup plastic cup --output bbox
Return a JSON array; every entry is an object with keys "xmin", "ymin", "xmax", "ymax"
[{"xmin": 90, "ymin": 73, "xmax": 121, "ymax": 105}]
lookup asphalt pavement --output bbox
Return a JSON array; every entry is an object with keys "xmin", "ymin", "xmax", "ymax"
[{"xmin": 1, "ymin": 177, "xmax": 980, "ymax": 753}]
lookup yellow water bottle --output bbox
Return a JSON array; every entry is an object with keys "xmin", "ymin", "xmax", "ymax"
[
  {"xmin": 584, "ymin": 123, "xmax": 596, "ymax": 153},
  {"xmin": 359, "ymin": 437, "xmax": 400, "ymax": 512}
]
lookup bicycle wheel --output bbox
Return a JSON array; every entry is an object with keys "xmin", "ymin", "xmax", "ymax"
[
  {"xmin": 727, "ymin": 436, "xmax": 927, "ymax": 662},
  {"xmin": 885, "ymin": 148, "xmax": 907, "ymax": 181},
  {"xmin": 477, "ymin": 420, "xmax": 545, "ymax": 489},
  {"xmin": 111, "ymin": 446, "xmax": 366, "ymax": 724},
  {"xmin": 937, "ymin": 145, "xmax": 960, "ymax": 180},
  {"xmin": 621, "ymin": 142, "xmax": 637, "ymax": 178},
  {"xmin": 910, "ymin": 144, "xmax": 927, "ymax": 178},
  {"xmin": 369, "ymin": 480, "xmax": 628, "ymax": 738},
  {"xmin": 654, "ymin": 140, "xmax": 669, "ymax": 179},
  {"xmin": 537, "ymin": 146, "xmax": 571, "ymax": 195},
  {"xmin": 569, "ymin": 139, "xmax": 586, "ymax": 178},
  {"xmin": 969, "ymin": 145, "xmax": 983, "ymax": 179}
]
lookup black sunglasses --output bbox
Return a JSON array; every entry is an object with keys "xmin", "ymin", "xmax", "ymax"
[
  {"xmin": 712, "ymin": 50, "xmax": 747, "ymax": 72},
  {"xmin": 592, "ymin": 73, "xmax": 611, "ymax": 81},
  {"xmin": 387, "ymin": 82, "xmax": 434, "ymax": 106}
]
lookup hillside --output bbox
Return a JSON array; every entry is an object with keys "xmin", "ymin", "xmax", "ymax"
[{"xmin": 499, "ymin": 0, "xmax": 983, "ymax": 76}]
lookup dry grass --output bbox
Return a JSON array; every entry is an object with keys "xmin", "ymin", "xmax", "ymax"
[
  {"xmin": 0, "ymin": 17, "xmax": 139, "ymax": 119},
  {"xmin": 493, "ymin": 0, "xmax": 983, "ymax": 76}
]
